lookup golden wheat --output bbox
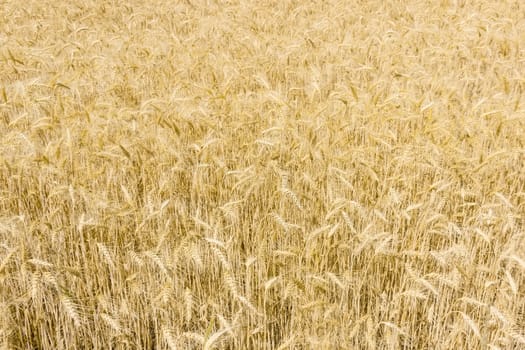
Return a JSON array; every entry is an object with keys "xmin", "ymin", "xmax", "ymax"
[{"xmin": 1, "ymin": 0, "xmax": 525, "ymax": 348}]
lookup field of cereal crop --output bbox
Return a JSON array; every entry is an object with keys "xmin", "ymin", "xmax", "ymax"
[{"xmin": 1, "ymin": 0, "xmax": 525, "ymax": 348}]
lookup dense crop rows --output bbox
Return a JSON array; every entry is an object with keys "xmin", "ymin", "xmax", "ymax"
[{"xmin": 1, "ymin": 0, "xmax": 524, "ymax": 349}]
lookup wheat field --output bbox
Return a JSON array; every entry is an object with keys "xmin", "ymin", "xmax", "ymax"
[{"xmin": 1, "ymin": 0, "xmax": 524, "ymax": 349}]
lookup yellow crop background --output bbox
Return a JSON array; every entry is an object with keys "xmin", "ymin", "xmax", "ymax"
[{"xmin": 1, "ymin": 0, "xmax": 524, "ymax": 348}]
